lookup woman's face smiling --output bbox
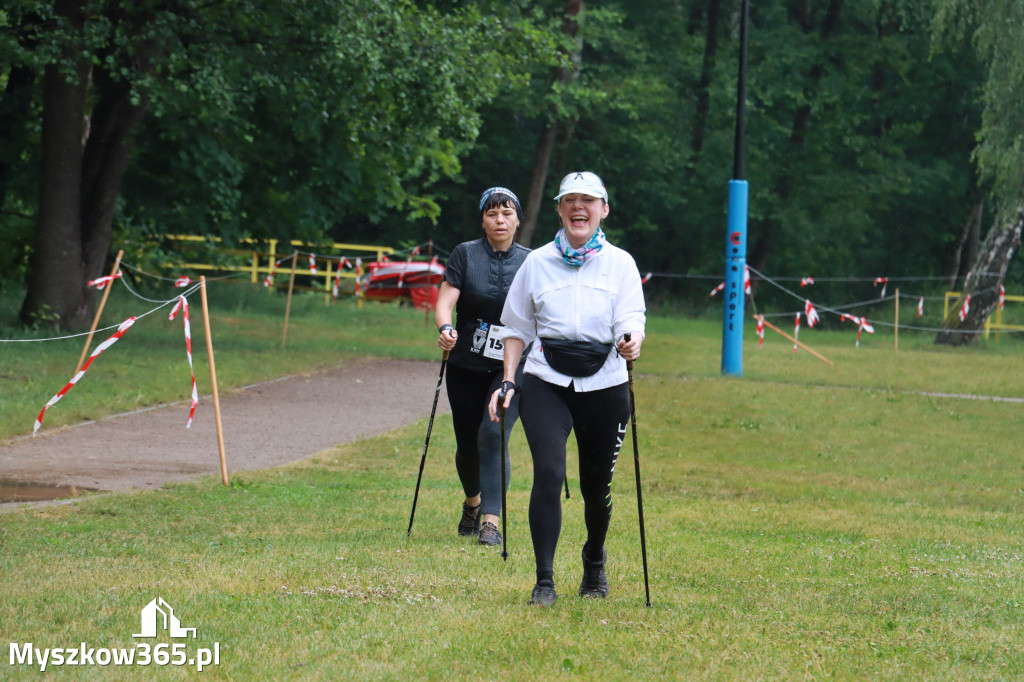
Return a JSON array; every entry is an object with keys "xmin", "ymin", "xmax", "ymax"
[
  {"xmin": 557, "ymin": 193, "xmax": 609, "ymax": 249},
  {"xmin": 482, "ymin": 202, "xmax": 519, "ymax": 251}
]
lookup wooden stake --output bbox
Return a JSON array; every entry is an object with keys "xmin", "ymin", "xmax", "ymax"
[
  {"xmin": 894, "ymin": 288, "xmax": 899, "ymax": 353},
  {"xmin": 75, "ymin": 250, "xmax": 123, "ymax": 374},
  {"xmin": 199, "ymin": 276, "xmax": 229, "ymax": 486},
  {"xmin": 282, "ymin": 251, "xmax": 298, "ymax": 347},
  {"xmin": 759, "ymin": 316, "xmax": 835, "ymax": 366}
]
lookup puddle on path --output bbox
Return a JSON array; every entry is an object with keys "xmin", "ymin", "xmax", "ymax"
[{"xmin": 0, "ymin": 479, "xmax": 99, "ymax": 503}]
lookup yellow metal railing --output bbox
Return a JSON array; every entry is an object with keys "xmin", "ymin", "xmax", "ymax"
[
  {"xmin": 943, "ymin": 291, "xmax": 1024, "ymax": 339},
  {"xmin": 161, "ymin": 235, "xmax": 396, "ymax": 301}
]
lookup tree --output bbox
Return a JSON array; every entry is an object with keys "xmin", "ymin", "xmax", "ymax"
[
  {"xmin": 3, "ymin": 0, "xmax": 544, "ymax": 328},
  {"xmin": 933, "ymin": 0, "xmax": 1024, "ymax": 345}
]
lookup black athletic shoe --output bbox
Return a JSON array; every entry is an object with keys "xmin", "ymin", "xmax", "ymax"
[
  {"xmin": 529, "ymin": 580, "xmax": 557, "ymax": 606},
  {"xmin": 478, "ymin": 521, "xmax": 502, "ymax": 546},
  {"xmin": 457, "ymin": 502, "xmax": 481, "ymax": 536},
  {"xmin": 579, "ymin": 544, "xmax": 609, "ymax": 598}
]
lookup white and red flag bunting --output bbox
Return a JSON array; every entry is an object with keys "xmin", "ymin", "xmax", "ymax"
[
  {"xmin": 800, "ymin": 277, "xmax": 815, "ymax": 287},
  {"xmin": 917, "ymin": 297, "xmax": 924, "ymax": 318},
  {"xmin": 641, "ymin": 272, "xmax": 652, "ymax": 284},
  {"xmin": 999, "ymin": 284, "xmax": 1005, "ymax": 310},
  {"xmin": 755, "ymin": 315, "xmax": 765, "ymax": 347},
  {"xmin": 709, "ymin": 282, "xmax": 725, "ymax": 297},
  {"xmin": 168, "ymin": 296, "xmax": 198, "ymax": 427},
  {"xmin": 958, "ymin": 294, "xmax": 971, "ymax": 321},
  {"xmin": 804, "ymin": 300, "xmax": 820, "ymax": 327},
  {"xmin": 793, "ymin": 313, "xmax": 801, "ymax": 352},
  {"xmin": 874, "ymin": 277, "xmax": 888, "ymax": 298},
  {"xmin": 309, "ymin": 254, "xmax": 318, "ymax": 275},
  {"xmin": 87, "ymin": 271, "xmax": 122, "ymax": 290},
  {"xmin": 34, "ymin": 317, "xmax": 137, "ymax": 435},
  {"xmin": 174, "ymin": 276, "xmax": 191, "ymax": 288}
]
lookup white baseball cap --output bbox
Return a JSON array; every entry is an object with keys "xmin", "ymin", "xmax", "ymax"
[{"xmin": 554, "ymin": 171, "xmax": 608, "ymax": 203}]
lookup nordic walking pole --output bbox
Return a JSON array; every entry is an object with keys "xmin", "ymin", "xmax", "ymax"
[
  {"xmin": 407, "ymin": 349, "xmax": 449, "ymax": 535},
  {"xmin": 76, "ymin": 249, "xmax": 123, "ymax": 374},
  {"xmin": 564, "ymin": 474, "xmax": 570, "ymax": 499},
  {"xmin": 624, "ymin": 333, "xmax": 652, "ymax": 607},
  {"xmin": 498, "ymin": 387, "xmax": 509, "ymax": 561}
]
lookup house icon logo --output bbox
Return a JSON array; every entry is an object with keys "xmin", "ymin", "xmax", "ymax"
[{"xmin": 133, "ymin": 597, "xmax": 197, "ymax": 638}]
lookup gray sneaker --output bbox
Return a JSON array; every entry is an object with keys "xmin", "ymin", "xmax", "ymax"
[
  {"xmin": 529, "ymin": 580, "xmax": 557, "ymax": 606},
  {"xmin": 457, "ymin": 502, "xmax": 481, "ymax": 536},
  {"xmin": 579, "ymin": 544, "xmax": 609, "ymax": 598},
  {"xmin": 478, "ymin": 521, "xmax": 502, "ymax": 546}
]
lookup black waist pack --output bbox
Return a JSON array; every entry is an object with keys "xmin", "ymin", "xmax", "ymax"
[{"xmin": 540, "ymin": 337, "xmax": 612, "ymax": 377}]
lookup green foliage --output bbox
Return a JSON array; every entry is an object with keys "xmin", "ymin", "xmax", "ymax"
[
  {"xmin": 2, "ymin": 0, "xmax": 1021, "ymax": 314},
  {"xmin": 932, "ymin": 0, "xmax": 1024, "ymax": 219}
]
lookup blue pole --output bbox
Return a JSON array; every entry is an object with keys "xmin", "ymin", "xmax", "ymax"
[
  {"xmin": 721, "ymin": 180, "xmax": 747, "ymax": 375},
  {"xmin": 722, "ymin": 0, "xmax": 749, "ymax": 377}
]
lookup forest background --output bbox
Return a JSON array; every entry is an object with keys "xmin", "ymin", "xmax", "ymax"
[{"xmin": 1, "ymin": 0, "xmax": 1022, "ymax": 342}]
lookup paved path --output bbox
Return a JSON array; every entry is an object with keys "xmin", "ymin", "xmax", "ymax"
[{"xmin": 1, "ymin": 358, "xmax": 449, "ymax": 499}]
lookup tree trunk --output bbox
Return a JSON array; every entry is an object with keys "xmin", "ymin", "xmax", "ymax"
[
  {"xmin": 519, "ymin": 0, "xmax": 583, "ymax": 247},
  {"xmin": 686, "ymin": 0, "xmax": 721, "ymax": 180},
  {"xmin": 935, "ymin": 205, "xmax": 1023, "ymax": 346},
  {"xmin": 20, "ymin": 56, "xmax": 90, "ymax": 328},
  {"xmin": 80, "ymin": 71, "xmax": 150, "ymax": 286},
  {"xmin": 946, "ymin": 197, "xmax": 984, "ymax": 289},
  {"xmin": 520, "ymin": 123, "xmax": 559, "ymax": 247}
]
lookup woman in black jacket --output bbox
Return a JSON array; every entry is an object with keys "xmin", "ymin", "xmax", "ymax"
[{"xmin": 434, "ymin": 187, "xmax": 530, "ymax": 546}]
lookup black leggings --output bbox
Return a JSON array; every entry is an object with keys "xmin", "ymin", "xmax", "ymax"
[
  {"xmin": 444, "ymin": 363, "xmax": 522, "ymax": 518},
  {"xmin": 519, "ymin": 374, "xmax": 630, "ymax": 583}
]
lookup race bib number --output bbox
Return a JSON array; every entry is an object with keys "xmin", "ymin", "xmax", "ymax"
[{"xmin": 483, "ymin": 324, "xmax": 505, "ymax": 360}]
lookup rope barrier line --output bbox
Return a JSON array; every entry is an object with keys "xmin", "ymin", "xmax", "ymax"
[{"xmin": 747, "ymin": 266, "xmax": 1016, "ymax": 336}]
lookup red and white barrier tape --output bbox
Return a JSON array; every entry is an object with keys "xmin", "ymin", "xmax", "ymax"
[
  {"xmin": 874, "ymin": 276, "xmax": 888, "ymax": 298},
  {"xmin": 309, "ymin": 254, "xmax": 318, "ymax": 275},
  {"xmin": 803, "ymin": 300, "xmax": 819, "ymax": 327},
  {"xmin": 841, "ymin": 313, "xmax": 874, "ymax": 346},
  {"xmin": 709, "ymin": 282, "xmax": 724, "ymax": 297},
  {"xmin": 917, "ymin": 297, "xmax": 924, "ymax": 318},
  {"xmin": 87, "ymin": 271, "xmax": 123, "ymax": 290},
  {"xmin": 755, "ymin": 315, "xmax": 765, "ymax": 347},
  {"xmin": 999, "ymin": 284, "xmax": 1005, "ymax": 310},
  {"xmin": 800, "ymin": 277, "xmax": 814, "ymax": 287},
  {"xmin": 958, "ymin": 294, "xmax": 971, "ymax": 321},
  {"xmin": 793, "ymin": 313, "xmax": 801, "ymax": 352},
  {"xmin": 168, "ymin": 296, "xmax": 198, "ymax": 427},
  {"xmin": 33, "ymin": 317, "xmax": 137, "ymax": 435},
  {"xmin": 264, "ymin": 260, "xmax": 279, "ymax": 287},
  {"xmin": 174, "ymin": 276, "xmax": 191, "ymax": 288}
]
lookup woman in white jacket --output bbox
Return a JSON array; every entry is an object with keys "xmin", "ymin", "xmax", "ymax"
[{"xmin": 488, "ymin": 171, "xmax": 646, "ymax": 606}]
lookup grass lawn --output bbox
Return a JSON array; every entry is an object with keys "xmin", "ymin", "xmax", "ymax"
[{"xmin": 2, "ymin": 283, "xmax": 1023, "ymax": 679}]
